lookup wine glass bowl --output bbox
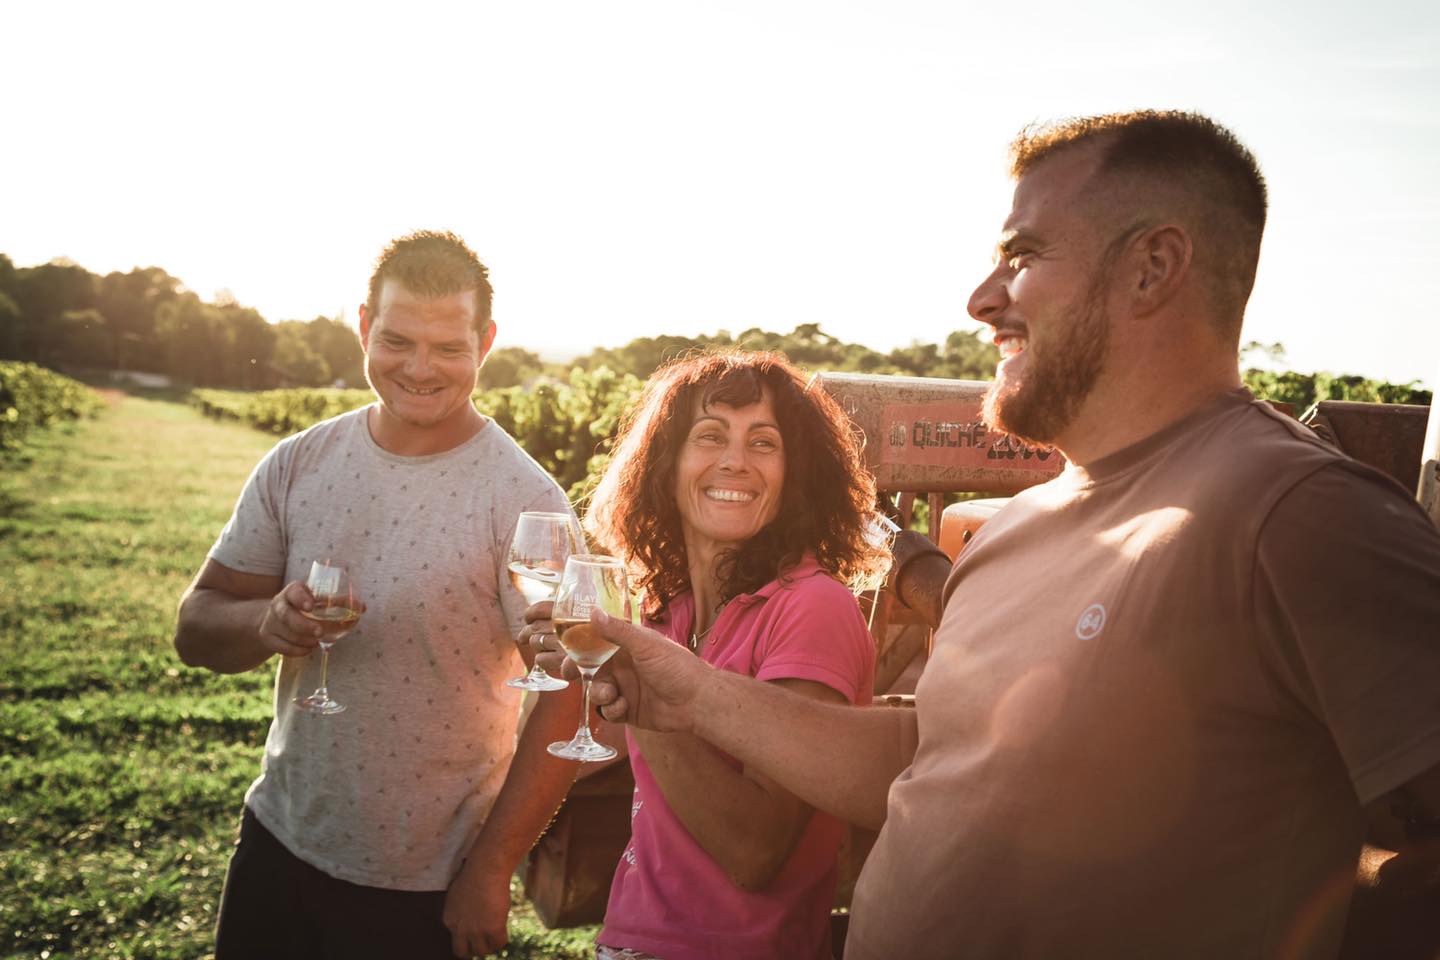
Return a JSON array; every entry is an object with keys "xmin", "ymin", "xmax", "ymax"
[
  {"xmin": 547, "ymin": 554, "xmax": 631, "ymax": 762},
  {"xmin": 505, "ymin": 512, "xmax": 580, "ymax": 692},
  {"xmin": 294, "ymin": 559, "xmax": 360, "ymax": 715}
]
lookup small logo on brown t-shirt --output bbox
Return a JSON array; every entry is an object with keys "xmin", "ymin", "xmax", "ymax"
[{"xmin": 1076, "ymin": 603, "xmax": 1106, "ymax": 640}]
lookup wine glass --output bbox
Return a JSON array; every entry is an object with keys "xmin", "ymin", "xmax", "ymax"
[
  {"xmin": 505, "ymin": 512, "xmax": 582, "ymax": 692},
  {"xmin": 547, "ymin": 554, "xmax": 631, "ymax": 762},
  {"xmin": 294, "ymin": 559, "xmax": 361, "ymax": 715}
]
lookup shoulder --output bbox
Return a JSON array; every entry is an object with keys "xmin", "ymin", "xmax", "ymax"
[
  {"xmin": 266, "ymin": 405, "xmax": 369, "ymax": 463},
  {"xmin": 758, "ymin": 561, "xmax": 868, "ymax": 632},
  {"xmin": 1262, "ymin": 458, "xmax": 1440, "ymax": 558},
  {"xmin": 473, "ymin": 420, "xmax": 567, "ymax": 496}
]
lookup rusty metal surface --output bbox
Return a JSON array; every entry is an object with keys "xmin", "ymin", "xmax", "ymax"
[
  {"xmin": 816, "ymin": 372, "xmax": 1065, "ymax": 494},
  {"xmin": 938, "ymin": 497, "xmax": 1009, "ymax": 560},
  {"xmin": 525, "ymin": 759, "xmax": 634, "ymax": 927},
  {"xmin": 1300, "ymin": 401, "xmax": 1430, "ymax": 493}
]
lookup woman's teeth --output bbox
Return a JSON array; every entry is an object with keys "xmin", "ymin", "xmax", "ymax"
[{"xmin": 705, "ymin": 488, "xmax": 754, "ymax": 502}]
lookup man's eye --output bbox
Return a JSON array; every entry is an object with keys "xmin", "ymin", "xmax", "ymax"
[{"xmin": 1007, "ymin": 252, "xmax": 1032, "ymax": 270}]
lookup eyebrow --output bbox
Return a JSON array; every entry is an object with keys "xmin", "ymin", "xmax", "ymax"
[
  {"xmin": 378, "ymin": 331, "xmax": 470, "ymax": 349},
  {"xmin": 995, "ymin": 229, "xmax": 1042, "ymax": 261},
  {"xmin": 691, "ymin": 413, "xmax": 781, "ymax": 432}
]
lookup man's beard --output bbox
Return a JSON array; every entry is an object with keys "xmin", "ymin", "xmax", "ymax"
[{"xmin": 982, "ymin": 270, "xmax": 1111, "ymax": 446}]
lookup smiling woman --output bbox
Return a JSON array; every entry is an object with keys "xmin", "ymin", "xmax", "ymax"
[{"xmin": 574, "ymin": 350, "xmax": 889, "ymax": 960}]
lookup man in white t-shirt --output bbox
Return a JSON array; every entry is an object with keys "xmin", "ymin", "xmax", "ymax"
[{"xmin": 175, "ymin": 231, "xmax": 581, "ymax": 958}]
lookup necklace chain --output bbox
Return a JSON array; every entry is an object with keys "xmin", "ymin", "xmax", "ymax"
[{"xmin": 687, "ymin": 603, "xmax": 726, "ymax": 653}]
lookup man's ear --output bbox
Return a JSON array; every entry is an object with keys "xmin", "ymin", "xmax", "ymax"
[
  {"xmin": 357, "ymin": 304, "xmax": 372, "ymax": 354},
  {"xmin": 477, "ymin": 321, "xmax": 498, "ymax": 365},
  {"xmin": 1131, "ymin": 224, "xmax": 1192, "ymax": 315}
]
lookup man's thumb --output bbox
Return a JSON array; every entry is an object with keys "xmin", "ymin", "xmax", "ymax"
[{"xmin": 592, "ymin": 607, "xmax": 641, "ymax": 647}]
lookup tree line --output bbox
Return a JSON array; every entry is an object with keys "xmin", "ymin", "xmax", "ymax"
[
  {"xmin": 0, "ymin": 254, "xmax": 1002, "ymax": 390},
  {"xmin": 0, "ymin": 252, "xmax": 1430, "ymax": 410}
]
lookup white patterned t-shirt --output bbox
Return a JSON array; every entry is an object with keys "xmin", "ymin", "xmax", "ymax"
[{"xmin": 208, "ymin": 405, "xmax": 571, "ymax": 890}]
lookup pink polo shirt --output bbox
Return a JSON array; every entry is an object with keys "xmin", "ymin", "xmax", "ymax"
[{"xmin": 598, "ymin": 556, "xmax": 875, "ymax": 960}]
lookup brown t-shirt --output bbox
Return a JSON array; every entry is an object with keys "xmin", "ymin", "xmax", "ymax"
[{"xmin": 847, "ymin": 390, "xmax": 1440, "ymax": 960}]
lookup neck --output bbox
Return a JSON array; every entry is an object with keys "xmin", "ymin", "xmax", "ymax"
[
  {"xmin": 1055, "ymin": 345, "xmax": 1241, "ymax": 467},
  {"xmin": 685, "ymin": 536, "xmax": 730, "ymax": 634},
  {"xmin": 367, "ymin": 404, "xmax": 485, "ymax": 456}
]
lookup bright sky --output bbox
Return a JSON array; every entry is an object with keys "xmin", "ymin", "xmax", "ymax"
[{"xmin": 4, "ymin": 0, "xmax": 1437, "ymax": 387}]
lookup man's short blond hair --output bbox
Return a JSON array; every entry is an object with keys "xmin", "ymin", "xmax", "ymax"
[
  {"xmin": 365, "ymin": 231, "xmax": 493, "ymax": 338},
  {"xmin": 1010, "ymin": 111, "xmax": 1268, "ymax": 341}
]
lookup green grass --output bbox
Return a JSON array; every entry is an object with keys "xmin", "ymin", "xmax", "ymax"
[{"xmin": 0, "ymin": 395, "xmax": 597, "ymax": 959}]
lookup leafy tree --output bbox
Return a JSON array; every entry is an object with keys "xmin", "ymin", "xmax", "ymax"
[
  {"xmin": 155, "ymin": 295, "xmax": 225, "ymax": 386},
  {"xmin": 272, "ymin": 321, "xmax": 330, "ymax": 387},
  {"xmin": 219, "ymin": 304, "xmax": 276, "ymax": 389},
  {"xmin": 51, "ymin": 309, "xmax": 113, "ymax": 369},
  {"xmin": 95, "ymin": 267, "xmax": 185, "ymax": 372},
  {"xmin": 12, "ymin": 260, "xmax": 96, "ymax": 365},
  {"xmin": 0, "ymin": 290, "xmax": 23, "ymax": 360},
  {"xmin": 303, "ymin": 316, "xmax": 364, "ymax": 387},
  {"xmin": 480, "ymin": 346, "xmax": 544, "ymax": 389}
]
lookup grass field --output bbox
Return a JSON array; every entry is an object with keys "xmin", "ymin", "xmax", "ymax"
[{"xmin": 0, "ymin": 393, "xmax": 597, "ymax": 959}]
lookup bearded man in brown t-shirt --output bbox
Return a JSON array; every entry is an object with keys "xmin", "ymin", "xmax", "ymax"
[{"xmin": 586, "ymin": 111, "xmax": 1440, "ymax": 959}]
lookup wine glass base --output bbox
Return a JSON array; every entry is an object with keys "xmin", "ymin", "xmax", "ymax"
[
  {"xmin": 294, "ymin": 694, "xmax": 346, "ymax": 715},
  {"xmin": 507, "ymin": 673, "xmax": 569, "ymax": 691},
  {"xmin": 548, "ymin": 737, "xmax": 617, "ymax": 762}
]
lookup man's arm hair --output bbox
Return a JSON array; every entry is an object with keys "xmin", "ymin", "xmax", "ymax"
[
  {"xmin": 692, "ymin": 672, "xmax": 918, "ymax": 831},
  {"xmin": 174, "ymin": 558, "xmax": 292, "ymax": 673}
]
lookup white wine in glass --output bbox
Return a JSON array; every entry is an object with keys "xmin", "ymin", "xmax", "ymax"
[
  {"xmin": 547, "ymin": 554, "xmax": 630, "ymax": 762},
  {"xmin": 505, "ymin": 512, "xmax": 580, "ymax": 692},
  {"xmin": 294, "ymin": 559, "xmax": 360, "ymax": 715}
]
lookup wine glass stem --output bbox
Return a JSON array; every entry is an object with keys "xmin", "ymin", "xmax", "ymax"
[
  {"xmin": 317, "ymin": 644, "xmax": 332, "ymax": 695},
  {"xmin": 578, "ymin": 669, "xmax": 596, "ymax": 739}
]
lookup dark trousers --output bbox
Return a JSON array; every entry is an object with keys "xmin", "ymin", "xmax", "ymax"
[{"xmin": 215, "ymin": 807, "xmax": 454, "ymax": 960}]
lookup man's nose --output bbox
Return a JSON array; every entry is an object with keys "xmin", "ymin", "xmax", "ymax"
[
  {"xmin": 967, "ymin": 265, "xmax": 1009, "ymax": 327},
  {"xmin": 404, "ymin": 348, "xmax": 434, "ymax": 377}
]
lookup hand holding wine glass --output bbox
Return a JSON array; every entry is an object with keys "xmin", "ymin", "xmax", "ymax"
[
  {"xmin": 294, "ymin": 559, "xmax": 361, "ymax": 715},
  {"xmin": 505, "ymin": 512, "xmax": 580, "ymax": 692},
  {"xmin": 548, "ymin": 554, "xmax": 632, "ymax": 762}
]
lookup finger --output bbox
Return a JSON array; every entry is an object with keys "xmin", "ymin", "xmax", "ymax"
[
  {"xmin": 522, "ymin": 600, "xmax": 554, "ymax": 624},
  {"xmin": 589, "ymin": 677, "xmax": 619, "ymax": 705},
  {"xmin": 281, "ymin": 580, "xmax": 315, "ymax": 612},
  {"xmin": 535, "ymin": 651, "xmax": 567, "ymax": 675},
  {"xmin": 599, "ymin": 695, "xmax": 631, "ymax": 724},
  {"xmin": 264, "ymin": 630, "xmax": 318, "ymax": 658}
]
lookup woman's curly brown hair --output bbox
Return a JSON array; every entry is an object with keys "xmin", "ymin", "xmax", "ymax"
[{"xmin": 585, "ymin": 350, "xmax": 889, "ymax": 617}]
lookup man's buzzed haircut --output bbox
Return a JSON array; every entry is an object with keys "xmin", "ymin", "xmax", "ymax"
[
  {"xmin": 1009, "ymin": 111, "xmax": 1268, "ymax": 341},
  {"xmin": 365, "ymin": 230, "xmax": 494, "ymax": 337}
]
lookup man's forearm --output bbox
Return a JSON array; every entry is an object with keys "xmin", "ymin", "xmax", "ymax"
[
  {"xmin": 691, "ymin": 673, "xmax": 916, "ymax": 831},
  {"xmin": 459, "ymin": 688, "xmax": 582, "ymax": 880},
  {"xmin": 890, "ymin": 530, "xmax": 953, "ymax": 630},
  {"xmin": 174, "ymin": 588, "xmax": 274, "ymax": 674}
]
